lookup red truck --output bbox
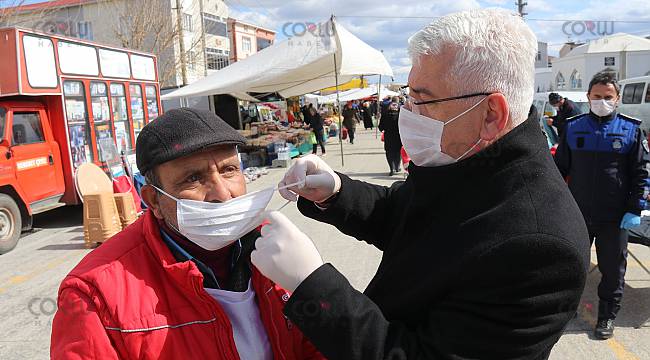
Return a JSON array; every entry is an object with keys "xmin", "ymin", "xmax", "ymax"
[{"xmin": 0, "ymin": 27, "xmax": 162, "ymax": 254}]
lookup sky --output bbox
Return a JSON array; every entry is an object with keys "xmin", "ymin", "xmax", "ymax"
[
  {"xmin": 4, "ymin": 0, "xmax": 650, "ymax": 84},
  {"xmin": 226, "ymin": 0, "xmax": 650, "ymax": 84}
]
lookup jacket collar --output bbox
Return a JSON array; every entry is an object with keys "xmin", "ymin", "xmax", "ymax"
[
  {"xmin": 142, "ymin": 210, "xmax": 206, "ymax": 291},
  {"xmin": 142, "ymin": 210, "xmax": 265, "ymax": 292},
  {"xmin": 588, "ymin": 110, "xmax": 617, "ymax": 123}
]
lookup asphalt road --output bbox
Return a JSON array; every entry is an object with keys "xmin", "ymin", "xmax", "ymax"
[{"xmin": 0, "ymin": 128, "xmax": 648, "ymax": 359}]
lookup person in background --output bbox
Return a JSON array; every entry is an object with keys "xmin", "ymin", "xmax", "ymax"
[
  {"xmin": 308, "ymin": 106, "xmax": 326, "ymax": 156},
  {"xmin": 253, "ymin": 9, "xmax": 590, "ymax": 359},
  {"xmin": 301, "ymin": 103, "xmax": 314, "ymax": 124},
  {"xmin": 554, "ymin": 71, "xmax": 649, "ymax": 340},
  {"xmin": 547, "ymin": 92, "xmax": 581, "ymax": 138},
  {"xmin": 369, "ymin": 100, "xmax": 378, "ymax": 120},
  {"xmin": 51, "ymin": 108, "xmax": 323, "ymax": 360},
  {"xmin": 342, "ymin": 101, "xmax": 357, "ymax": 144},
  {"xmin": 361, "ymin": 101, "xmax": 374, "ymax": 130},
  {"xmin": 378, "ymin": 98, "xmax": 402, "ymax": 175}
]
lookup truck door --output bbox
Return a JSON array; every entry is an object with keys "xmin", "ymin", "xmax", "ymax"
[{"xmin": 8, "ymin": 109, "xmax": 62, "ymax": 204}]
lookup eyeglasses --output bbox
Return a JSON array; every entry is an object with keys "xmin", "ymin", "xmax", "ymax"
[{"xmin": 407, "ymin": 91, "xmax": 494, "ymax": 106}]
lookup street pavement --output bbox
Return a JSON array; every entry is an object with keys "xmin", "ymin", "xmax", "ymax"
[{"xmin": 0, "ymin": 128, "xmax": 648, "ymax": 359}]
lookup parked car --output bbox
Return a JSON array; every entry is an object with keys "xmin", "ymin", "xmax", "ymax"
[{"xmin": 619, "ymin": 76, "xmax": 650, "ymax": 133}]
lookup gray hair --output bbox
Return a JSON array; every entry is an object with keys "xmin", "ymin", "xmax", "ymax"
[
  {"xmin": 408, "ymin": 8, "xmax": 537, "ymax": 126},
  {"xmin": 144, "ymin": 168, "xmax": 161, "ymax": 189}
]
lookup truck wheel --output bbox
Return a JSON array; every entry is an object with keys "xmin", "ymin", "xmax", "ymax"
[{"xmin": 0, "ymin": 194, "xmax": 22, "ymax": 255}]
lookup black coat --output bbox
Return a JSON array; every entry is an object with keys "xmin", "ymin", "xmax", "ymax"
[
  {"xmin": 307, "ymin": 112, "xmax": 324, "ymax": 131},
  {"xmin": 342, "ymin": 108, "xmax": 357, "ymax": 129},
  {"xmin": 302, "ymin": 106, "xmax": 313, "ymax": 124},
  {"xmin": 378, "ymin": 106, "xmax": 402, "ymax": 151},
  {"xmin": 285, "ymin": 116, "xmax": 591, "ymax": 360},
  {"xmin": 361, "ymin": 107, "xmax": 374, "ymax": 129}
]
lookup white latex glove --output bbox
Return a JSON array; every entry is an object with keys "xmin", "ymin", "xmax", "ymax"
[
  {"xmin": 278, "ymin": 154, "xmax": 341, "ymax": 203},
  {"xmin": 251, "ymin": 211, "xmax": 324, "ymax": 292}
]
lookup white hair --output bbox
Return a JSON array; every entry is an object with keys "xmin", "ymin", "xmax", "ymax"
[{"xmin": 408, "ymin": 8, "xmax": 537, "ymax": 126}]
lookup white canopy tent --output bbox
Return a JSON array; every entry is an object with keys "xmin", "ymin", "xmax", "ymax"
[
  {"xmin": 162, "ymin": 18, "xmax": 393, "ymax": 100},
  {"xmin": 162, "ymin": 17, "xmax": 393, "ymax": 165},
  {"xmin": 317, "ymin": 85, "xmax": 400, "ymax": 104}
]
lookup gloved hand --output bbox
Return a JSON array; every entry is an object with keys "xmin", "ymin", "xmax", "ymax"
[
  {"xmin": 620, "ymin": 212, "xmax": 641, "ymax": 229},
  {"xmin": 278, "ymin": 154, "xmax": 341, "ymax": 203},
  {"xmin": 251, "ymin": 211, "xmax": 324, "ymax": 292}
]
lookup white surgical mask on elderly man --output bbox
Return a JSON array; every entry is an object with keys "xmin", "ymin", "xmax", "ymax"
[
  {"xmin": 154, "ymin": 181, "xmax": 302, "ymax": 250},
  {"xmin": 590, "ymin": 99, "xmax": 617, "ymax": 117},
  {"xmin": 398, "ymin": 96, "xmax": 488, "ymax": 167}
]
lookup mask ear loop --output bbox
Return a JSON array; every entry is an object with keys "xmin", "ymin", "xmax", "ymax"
[
  {"xmin": 152, "ymin": 185, "xmax": 180, "ymax": 202},
  {"xmin": 273, "ymin": 179, "xmax": 305, "ymax": 211}
]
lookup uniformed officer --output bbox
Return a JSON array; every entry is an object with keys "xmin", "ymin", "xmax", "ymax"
[{"xmin": 555, "ymin": 71, "xmax": 649, "ymax": 340}]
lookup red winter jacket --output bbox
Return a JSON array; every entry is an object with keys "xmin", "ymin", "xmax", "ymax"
[{"xmin": 51, "ymin": 210, "xmax": 324, "ymax": 360}]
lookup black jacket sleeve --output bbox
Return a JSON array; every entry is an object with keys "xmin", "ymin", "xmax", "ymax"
[
  {"xmin": 626, "ymin": 128, "xmax": 649, "ymax": 215},
  {"xmin": 297, "ymin": 173, "xmax": 403, "ymax": 251},
  {"xmin": 284, "ymin": 234, "xmax": 587, "ymax": 360},
  {"xmin": 554, "ymin": 130, "xmax": 571, "ymax": 178}
]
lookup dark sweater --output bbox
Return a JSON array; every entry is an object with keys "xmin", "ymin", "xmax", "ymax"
[{"xmin": 285, "ymin": 116, "xmax": 591, "ymax": 359}]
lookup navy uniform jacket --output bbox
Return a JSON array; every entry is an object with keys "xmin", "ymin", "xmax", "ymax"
[{"xmin": 555, "ymin": 111, "xmax": 649, "ymax": 224}]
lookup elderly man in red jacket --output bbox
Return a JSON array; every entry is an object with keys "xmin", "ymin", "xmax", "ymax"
[{"xmin": 51, "ymin": 108, "xmax": 323, "ymax": 360}]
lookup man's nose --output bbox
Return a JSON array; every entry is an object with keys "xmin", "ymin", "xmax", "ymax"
[{"xmin": 204, "ymin": 172, "xmax": 233, "ymax": 203}]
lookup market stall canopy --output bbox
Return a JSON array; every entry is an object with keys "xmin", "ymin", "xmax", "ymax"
[
  {"xmin": 231, "ymin": 92, "xmax": 261, "ymax": 102},
  {"xmin": 161, "ymin": 18, "xmax": 393, "ymax": 100},
  {"xmin": 317, "ymin": 85, "xmax": 401, "ymax": 104}
]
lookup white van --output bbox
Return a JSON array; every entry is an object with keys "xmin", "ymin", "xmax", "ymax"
[
  {"xmin": 532, "ymin": 91, "xmax": 590, "ymax": 148},
  {"xmin": 619, "ymin": 76, "xmax": 650, "ymax": 132}
]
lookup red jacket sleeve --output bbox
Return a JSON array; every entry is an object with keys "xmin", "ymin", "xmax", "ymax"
[{"xmin": 51, "ymin": 279, "xmax": 119, "ymax": 360}]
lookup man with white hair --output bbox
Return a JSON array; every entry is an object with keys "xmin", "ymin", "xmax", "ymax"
[{"xmin": 251, "ymin": 9, "xmax": 590, "ymax": 359}]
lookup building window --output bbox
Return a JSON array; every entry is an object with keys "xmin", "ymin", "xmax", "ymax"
[
  {"xmin": 203, "ymin": 13, "xmax": 227, "ymax": 37},
  {"xmin": 555, "ymin": 72, "xmax": 566, "ymax": 90},
  {"xmin": 570, "ymin": 70, "xmax": 582, "ymax": 90},
  {"xmin": 242, "ymin": 36, "xmax": 252, "ymax": 52},
  {"xmin": 77, "ymin": 21, "xmax": 93, "ymax": 40},
  {"xmin": 536, "ymin": 51, "xmax": 542, "ymax": 61},
  {"xmin": 257, "ymin": 38, "xmax": 272, "ymax": 51},
  {"xmin": 604, "ymin": 57, "xmax": 615, "ymax": 66},
  {"xmin": 206, "ymin": 48, "xmax": 230, "ymax": 70},
  {"xmin": 183, "ymin": 13, "xmax": 193, "ymax": 32},
  {"xmin": 188, "ymin": 51, "xmax": 196, "ymax": 70}
]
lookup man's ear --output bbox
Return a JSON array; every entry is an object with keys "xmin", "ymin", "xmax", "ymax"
[
  {"xmin": 141, "ymin": 184, "xmax": 164, "ymax": 219},
  {"xmin": 480, "ymin": 93, "xmax": 509, "ymax": 141}
]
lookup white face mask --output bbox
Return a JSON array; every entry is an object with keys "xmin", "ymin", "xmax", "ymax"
[
  {"xmin": 398, "ymin": 97, "xmax": 486, "ymax": 167},
  {"xmin": 590, "ymin": 99, "xmax": 617, "ymax": 117},
  {"xmin": 154, "ymin": 182, "xmax": 300, "ymax": 251}
]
